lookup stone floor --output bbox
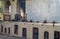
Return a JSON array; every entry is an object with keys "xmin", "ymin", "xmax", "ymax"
[{"xmin": 0, "ymin": 34, "xmax": 22, "ymax": 39}]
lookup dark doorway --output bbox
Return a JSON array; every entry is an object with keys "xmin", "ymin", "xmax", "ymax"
[
  {"xmin": 33, "ymin": 27, "xmax": 39, "ymax": 39},
  {"xmin": 54, "ymin": 31, "xmax": 59, "ymax": 39},
  {"xmin": 8, "ymin": 27, "xmax": 10, "ymax": 34},
  {"xmin": 1, "ymin": 26, "xmax": 3, "ymax": 32},
  {"xmin": 5, "ymin": 28, "xmax": 7, "ymax": 33},
  {"xmin": 14, "ymin": 25, "xmax": 18, "ymax": 34},
  {"xmin": 22, "ymin": 28, "xmax": 27, "ymax": 39},
  {"xmin": 44, "ymin": 31, "xmax": 49, "ymax": 39}
]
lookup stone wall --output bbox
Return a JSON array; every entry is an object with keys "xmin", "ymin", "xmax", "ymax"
[{"xmin": 0, "ymin": 22, "xmax": 60, "ymax": 39}]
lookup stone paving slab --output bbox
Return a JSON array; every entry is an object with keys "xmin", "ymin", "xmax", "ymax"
[{"xmin": 0, "ymin": 34, "xmax": 22, "ymax": 39}]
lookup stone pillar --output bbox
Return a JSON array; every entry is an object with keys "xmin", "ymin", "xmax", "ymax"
[{"xmin": 10, "ymin": 0, "xmax": 18, "ymax": 20}]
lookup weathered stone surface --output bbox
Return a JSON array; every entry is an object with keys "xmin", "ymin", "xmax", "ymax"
[{"xmin": 0, "ymin": 34, "xmax": 22, "ymax": 39}]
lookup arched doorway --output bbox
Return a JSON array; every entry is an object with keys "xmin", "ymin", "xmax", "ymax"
[
  {"xmin": 44, "ymin": 31, "xmax": 49, "ymax": 39},
  {"xmin": 33, "ymin": 27, "xmax": 39, "ymax": 39},
  {"xmin": 54, "ymin": 31, "xmax": 60, "ymax": 39}
]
